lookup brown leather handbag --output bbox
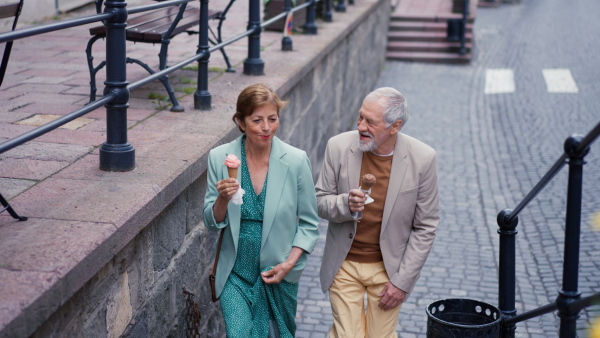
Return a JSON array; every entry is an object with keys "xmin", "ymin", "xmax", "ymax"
[{"xmin": 210, "ymin": 230, "xmax": 224, "ymax": 302}]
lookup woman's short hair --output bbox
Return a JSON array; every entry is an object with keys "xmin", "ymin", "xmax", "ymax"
[
  {"xmin": 364, "ymin": 87, "xmax": 409, "ymax": 129},
  {"xmin": 233, "ymin": 84, "xmax": 288, "ymax": 133}
]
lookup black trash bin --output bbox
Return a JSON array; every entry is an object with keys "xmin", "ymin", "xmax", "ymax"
[{"xmin": 426, "ymin": 298, "xmax": 502, "ymax": 338}]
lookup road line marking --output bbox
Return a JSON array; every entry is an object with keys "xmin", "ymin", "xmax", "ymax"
[
  {"xmin": 484, "ymin": 69, "xmax": 515, "ymax": 94},
  {"xmin": 542, "ymin": 68, "xmax": 579, "ymax": 93}
]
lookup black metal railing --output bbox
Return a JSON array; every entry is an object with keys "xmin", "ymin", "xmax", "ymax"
[
  {"xmin": 0, "ymin": 0, "xmax": 323, "ymax": 169},
  {"xmin": 446, "ymin": 0, "xmax": 469, "ymax": 55},
  {"xmin": 0, "ymin": 0, "xmax": 329, "ymax": 221},
  {"xmin": 459, "ymin": 0, "xmax": 469, "ymax": 54},
  {"xmin": 497, "ymin": 121, "xmax": 600, "ymax": 338}
]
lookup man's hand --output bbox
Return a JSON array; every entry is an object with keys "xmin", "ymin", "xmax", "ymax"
[
  {"xmin": 378, "ymin": 282, "xmax": 406, "ymax": 311},
  {"xmin": 348, "ymin": 189, "xmax": 366, "ymax": 213}
]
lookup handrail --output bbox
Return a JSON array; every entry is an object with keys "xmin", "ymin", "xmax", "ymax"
[
  {"xmin": 503, "ymin": 120, "xmax": 600, "ymax": 224},
  {"xmin": 262, "ymin": 0, "xmax": 313, "ymax": 28},
  {"xmin": 0, "ymin": 0, "xmax": 199, "ymax": 44},
  {"xmin": 0, "ymin": 12, "xmax": 114, "ymax": 43},
  {"xmin": 0, "ymin": 94, "xmax": 115, "ymax": 154},
  {"xmin": 504, "ymin": 154, "xmax": 567, "ymax": 223},
  {"xmin": 576, "ymin": 120, "xmax": 600, "ymax": 153},
  {"xmin": 128, "ymin": 0, "xmax": 193, "ymax": 15},
  {"xmin": 503, "ymin": 302, "xmax": 557, "ymax": 325},
  {"xmin": 504, "ymin": 293, "xmax": 600, "ymax": 325}
]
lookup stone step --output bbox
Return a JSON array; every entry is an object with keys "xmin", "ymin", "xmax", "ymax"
[
  {"xmin": 387, "ymin": 41, "xmax": 473, "ymax": 53},
  {"xmin": 387, "ymin": 31, "xmax": 473, "ymax": 43},
  {"xmin": 478, "ymin": 0, "xmax": 500, "ymax": 7},
  {"xmin": 389, "ymin": 21, "xmax": 473, "ymax": 33},
  {"xmin": 386, "ymin": 51, "xmax": 472, "ymax": 64},
  {"xmin": 390, "ymin": 13, "xmax": 475, "ymax": 24}
]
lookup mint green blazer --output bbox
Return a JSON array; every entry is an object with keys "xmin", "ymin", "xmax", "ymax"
[{"xmin": 203, "ymin": 135, "xmax": 319, "ymax": 298}]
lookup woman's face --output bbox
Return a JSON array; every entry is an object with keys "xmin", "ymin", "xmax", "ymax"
[{"xmin": 239, "ymin": 103, "xmax": 279, "ymax": 148}]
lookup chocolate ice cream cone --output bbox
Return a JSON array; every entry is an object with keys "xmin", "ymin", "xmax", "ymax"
[{"xmin": 361, "ymin": 174, "xmax": 376, "ymax": 190}]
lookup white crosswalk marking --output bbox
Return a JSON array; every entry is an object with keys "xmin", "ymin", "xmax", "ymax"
[
  {"xmin": 542, "ymin": 69, "xmax": 579, "ymax": 93},
  {"xmin": 484, "ymin": 69, "xmax": 515, "ymax": 94}
]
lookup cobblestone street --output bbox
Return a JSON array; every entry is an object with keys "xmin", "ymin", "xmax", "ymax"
[{"xmin": 295, "ymin": 0, "xmax": 600, "ymax": 337}]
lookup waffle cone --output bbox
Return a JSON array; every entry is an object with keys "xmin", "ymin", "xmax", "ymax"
[{"xmin": 227, "ymin": 167, "xmax": 238, "ymax": 179}]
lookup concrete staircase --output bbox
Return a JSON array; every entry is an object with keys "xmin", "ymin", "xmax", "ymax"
[{"xmin": 387, "ymin": 6, "xmax": 476, "ymax": 63}]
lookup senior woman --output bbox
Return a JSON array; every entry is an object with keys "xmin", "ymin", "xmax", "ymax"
[{"xmin": 203, "ymin": 84, "xmax": 319, "ymax": 338}]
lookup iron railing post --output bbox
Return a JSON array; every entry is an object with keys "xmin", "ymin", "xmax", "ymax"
[
  {"xmin": 335, "ymin": 0, "xmax": 345, "ymax": 13},
  {"xmin": 304, "ymin": 0, "xmax": 318, "ymax": 34},
  {"xmin": 244, "ymin": 0, "xmax": 264, "ymax": 75},
  {"xmin": 195, "ymin": 0, "xmax": 211, "ymax": 110},
  {"xmin": 323, "ymin": 0, "xmax": 332, "ymax": 22},
  {"xmin": 99, "ymin": 0, "xmax": 135, "ymax": 171},
  {"xmin": 498, "ymin": 209, "xmax": 518, "ymax": 338},
  {"xmin": 281, "ymin": 0, "xmax": 293, "ymax": 51},
  {"xmin": 557, "ymin": 135, "xmax": 588, "ymax": 338},
  {"xmin": 459, "ymin": 0, "xmax": 469, "ymax": 55}
]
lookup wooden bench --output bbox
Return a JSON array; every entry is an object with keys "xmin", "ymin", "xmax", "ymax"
[
  {"xmin": 86, "ymin": 0, "xmax": 235, "ymax": 112},
  {"xmin": 0, "ymin": 0, "xmax": 27, "ymax": 221}
]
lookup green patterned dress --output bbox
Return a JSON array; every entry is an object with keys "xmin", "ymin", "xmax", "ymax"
[{"xmin": 219, "ymin": 138, "xmax": 299, "ymax": 338}]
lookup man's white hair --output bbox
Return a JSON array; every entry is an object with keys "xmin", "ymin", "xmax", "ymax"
[{"xmin": 364, "ymin": 87, "xmax": 409, "ymax": 129}]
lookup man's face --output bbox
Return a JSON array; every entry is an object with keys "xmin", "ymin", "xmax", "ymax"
[{"xmin": 357, "ymin": 98, "xmax": 400, "ymax": 153}]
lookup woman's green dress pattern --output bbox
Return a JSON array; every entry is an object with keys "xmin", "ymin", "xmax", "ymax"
[{"xmin": 219, "ymin": 138, "xmax": 298, "ymax": 338}]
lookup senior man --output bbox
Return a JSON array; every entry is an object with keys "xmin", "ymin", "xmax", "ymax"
[{"xmin": 316, "ymin": 87, "xmax": 440, "ymax": 337}]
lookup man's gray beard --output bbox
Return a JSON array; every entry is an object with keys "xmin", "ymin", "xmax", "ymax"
[{"xmin": 358, "ymin": 138, "xmax": 376, "ymax": 152}]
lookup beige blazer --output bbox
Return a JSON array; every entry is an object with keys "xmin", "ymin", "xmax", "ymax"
[{"xmin": 316, "ymin": 131, "xmax": 440, "ymax": 297}]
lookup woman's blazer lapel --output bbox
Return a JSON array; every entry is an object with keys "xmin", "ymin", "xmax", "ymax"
[
  {"xmin": 261, "ymin": 137, "xmax": 289, "ymax": 250},
  {"xmin": 224, "ymin": 136, "xmax": 243, "ymax": 253}
]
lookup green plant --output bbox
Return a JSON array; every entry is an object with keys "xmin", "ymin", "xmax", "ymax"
[
  {"xmin": 178, "ymin": 76, "xmax": 196, "ymax": 85},
  {"xmin": 148, "ymin": 92, "xmax": 170, "ymax": 110},
  {"xmin": 180, "ymin": 87, "xmax": 196, "ymax": 95},
  {"xmin": 148, "ymin": 92, "xmax": 168, "ymax": 100},
  {"xmin": 208, "ymin": 66, "xmax": 227, "ymax": 73},
  {"xmin": 183, "ymin": 64, "xmax": 199, "ymax": 71}
]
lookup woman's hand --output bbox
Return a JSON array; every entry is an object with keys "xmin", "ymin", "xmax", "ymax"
[
  {"xmin": 216, "ymin": 178, "xmax": 239, "ymax": 201},
  {"xmin": 261, "ymin": 261, "xmax": 293, "ymax": 284},
  {"xmin": 213, "ymin": 178, "xmax": 239, "ymax": 223},
  {"xmin": 261, "ymin": 247, "xmax": 305, "ymax": 284}
]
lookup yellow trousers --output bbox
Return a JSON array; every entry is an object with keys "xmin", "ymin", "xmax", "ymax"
[{"xmin": 328, "ymin": 260, "xmax": 402, "ymax": 338}]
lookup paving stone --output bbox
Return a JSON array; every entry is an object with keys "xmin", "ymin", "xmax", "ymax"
[
  {"xmin": 0, "ymin": 158, "xmax": 69, "ymax": 180},
  {"xmin": 0, "ymin": 177, "xmax": 36, "ymax": 200}
]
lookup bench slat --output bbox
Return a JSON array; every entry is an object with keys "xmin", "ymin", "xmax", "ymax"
[
  {"xmin": 90, "ymin": 8, "xmax": 172, "ymax": 36},
  {"xmin": 0, "ymin": 2, "xmax": 20, "ymax": 20},
  {"xmin": 126, "ymin": 9, "xmax": 182, "ymax": 40},
  {"xmin": 89, "ymin": 7, "xmax": 220, "ymax": 43},
  {"xmin": 130, "ymin": 8, "xmax": 202, "ymax": 42}
]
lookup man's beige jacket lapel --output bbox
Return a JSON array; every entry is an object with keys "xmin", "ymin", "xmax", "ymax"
[{"xmin": 382, "ymin": 134, "xmax": 408, "ymax": 233}]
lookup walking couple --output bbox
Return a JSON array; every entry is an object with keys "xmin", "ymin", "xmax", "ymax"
[{"xmin": 203, "ymin": 84, "xmax": 440, "ymax": 338}]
